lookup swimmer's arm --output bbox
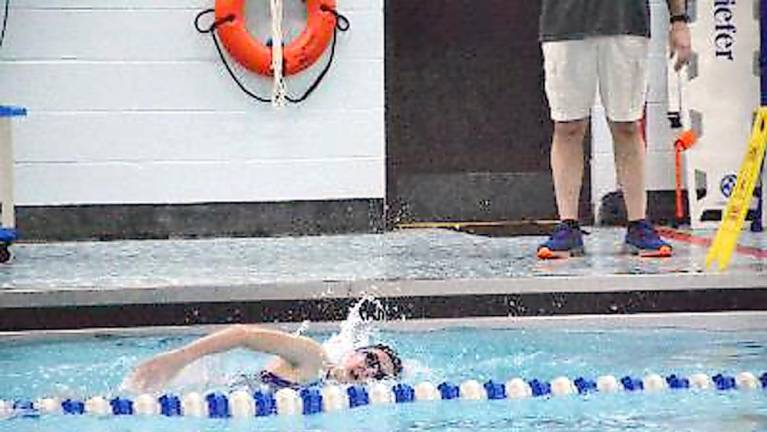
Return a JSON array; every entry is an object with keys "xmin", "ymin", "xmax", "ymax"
[
  {"xmin": 126, "ymin": 325, "xmax": 325, "ymax": 392},
  {"xmin": 175, "ymin": 324, "xmax": 326, "ymax": 369}
]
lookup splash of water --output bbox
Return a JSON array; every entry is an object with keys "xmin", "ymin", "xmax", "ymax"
[
  {"xmin": 322, "ymin": 295, "xmax": 386, "ymax": 364},
  {"xmin": 294, "ymin": 320, "xmax": 311, "ymax": 336}
]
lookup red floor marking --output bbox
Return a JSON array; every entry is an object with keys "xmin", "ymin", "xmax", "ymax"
[{"xmin": 656, "ymin": 227, "xmax": 767, "ymax": 259}]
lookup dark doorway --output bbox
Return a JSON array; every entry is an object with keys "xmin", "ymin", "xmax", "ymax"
[{"xmin": 385, "ymin": 0, "xmax": 592, "ymax": 229}]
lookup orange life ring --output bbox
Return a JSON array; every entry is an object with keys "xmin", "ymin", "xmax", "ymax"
[{"xmin": 214, "ymin": 0, "xmax": 337, "ymax": 76}]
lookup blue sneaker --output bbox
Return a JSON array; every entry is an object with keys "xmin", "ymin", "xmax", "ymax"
[
  {"xmin": 624, "ymin": 220, "xmax": 673, "ymax": 257},
  {"xmin": 537, "ymin": 222, "xmax": 585, "ymax": 259}
]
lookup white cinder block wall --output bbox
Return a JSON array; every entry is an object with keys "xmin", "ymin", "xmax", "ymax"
[
  {"xmin": 0, "ymin": 0, "xmax": 384, "ymax": 205},
  {"xmin": 592, "ymin": 0, "xmax": 676, "ymax": 221}
]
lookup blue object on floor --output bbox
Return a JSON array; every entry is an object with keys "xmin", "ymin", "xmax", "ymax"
[
  {"xmin": 0, "ymin": 106, "xmax": 26, "ymax": 117},
  {"xmin": 0, "ymin": 228, "xmax": 17, "ymax": 243}
]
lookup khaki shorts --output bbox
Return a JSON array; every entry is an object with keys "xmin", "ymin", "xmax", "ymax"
[{"xmin": 542, "ymin": 36, "xmax": 649, "ymax": 122}]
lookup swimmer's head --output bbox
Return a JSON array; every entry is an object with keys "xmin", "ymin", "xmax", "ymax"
[{"xmin": 336, "ymin": 343, "xmax": 403, "ymax": 382}]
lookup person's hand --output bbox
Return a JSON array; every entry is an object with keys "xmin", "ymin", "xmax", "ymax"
[
  {"xmin": 122, "ymin": 350, "xmax": 188, "ymax": 393},
  {"xmin": 669, "ymin": 22, "xmax": 692, "ymax": 71}
]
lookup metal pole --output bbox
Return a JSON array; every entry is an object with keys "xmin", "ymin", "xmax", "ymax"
[
  {"xmin": 0, "ymin": 117, "xmax": 14, "ymax": 229},
  {"xmin": 762, "ymin": 0, "xmax": 767, "ymax": 106},
  {"xmin": 754, "ymin": 0, "xmax": 767, "ymax": 231}
]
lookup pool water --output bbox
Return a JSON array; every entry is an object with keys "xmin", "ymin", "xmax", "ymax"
[{"xmin": 1, "ymin": 326, "xmax": 767, "ymax": 431}]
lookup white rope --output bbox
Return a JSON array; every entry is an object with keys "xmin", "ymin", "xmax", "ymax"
[{"xmin": 270, "ymin": 0, "xmax": 287, "ymax": 107}]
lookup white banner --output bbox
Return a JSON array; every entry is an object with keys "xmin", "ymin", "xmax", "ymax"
[{"xmin": 685, "ymin": 0, "xmax": 761, "ymax": 229}]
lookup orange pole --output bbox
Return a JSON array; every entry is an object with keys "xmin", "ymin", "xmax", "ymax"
[{"xmin": 673, "ymin": 130, "xmax": 697, "ymax": 222}]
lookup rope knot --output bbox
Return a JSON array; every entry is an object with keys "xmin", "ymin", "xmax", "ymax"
[
  {"xmin": 194, "ymin": 9, "xmax": 235, "ymax": 34},
  {"xmin": 320, "ymin": 5, "xmax": 350, "ymax": 31}
]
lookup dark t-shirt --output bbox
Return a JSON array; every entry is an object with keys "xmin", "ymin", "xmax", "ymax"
[{"xmin": 540, "ymin": 0, "xmax": 651, "ymax": 42}]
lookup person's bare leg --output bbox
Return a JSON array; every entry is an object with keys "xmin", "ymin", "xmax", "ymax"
[
  {"xmin": 608, "ymin": 120, "xmax": 646, "ymax": 221},
  {"xmin": 551, "ymin": 119, "xmax": 589, "ymax": 221},
  {"xmin": 537, "ymin": 119, "xmax": 589, "ymax": 259},
  {"xmin": 609, "ymin": 119, "xmax": 671, "ymax": 257}
]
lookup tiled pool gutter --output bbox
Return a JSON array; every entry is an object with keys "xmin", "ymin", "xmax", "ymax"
[{"xmin": 1, "ymin": 273, "xmax": 765, "ymax": 331}]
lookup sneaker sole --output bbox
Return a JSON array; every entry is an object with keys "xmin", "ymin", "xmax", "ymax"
[
  {"xmin": 537, "ymin": 246, "xmax": 585, "ymax": 260},
  {"xmin": 623, "ymin": 244, "xmax": 673, "ymax": 258}
]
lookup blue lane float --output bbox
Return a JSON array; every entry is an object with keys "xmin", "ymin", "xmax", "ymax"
[
  {"xmin": 666, "ymin": 374, "xmax": 690, "ymax": 389},
  {"xmin": 2, "ymin": 371, "xmax": 765, "ymax": 419},
  {"xmin": 528, "ymin": 379, "xmax": 552, "ymax": 397},
  {"xmin": 574, "ymin": 377, "xmax": 597, "ymax": 394},
  {"xmin": 393, "ymin": 383, "xmax": 415, "ymax": 403},
  {"xmin": 159, "ymin": 394, "xmax": 181, "ymax": 417},
  {"xmin": 254, "ymin": 391, "xmax": 276, "ymax": 417},
  {"xmin": 437, "ymin": 382, "xmax": 459, "ymax": 400}
]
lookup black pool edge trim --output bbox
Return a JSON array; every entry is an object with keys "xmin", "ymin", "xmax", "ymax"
[
  {"xmin": 1, "ymin": 288, "xmax": 766, "ymax": 331},
  {"xmin": 15, "ymin": 199, "xmax": 385, "ymax": 241},
  {"xmin": 14, "ymin": 192, "xmax": 694, "ymax": 241}
]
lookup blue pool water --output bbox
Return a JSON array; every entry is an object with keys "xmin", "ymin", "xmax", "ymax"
[{"xmin": 1, "ymin": 326, "xmax": 767, "ymax": 431}]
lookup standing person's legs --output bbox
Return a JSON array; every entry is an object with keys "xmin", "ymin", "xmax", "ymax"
[
  {"xmin": 538, "ymin": 39, "xmax": 597, "ymax": 259},
  {"xmin": 599, "ymin": 36, "xmax": 672, "ymax": 257},
  {"xmin": 609, "ymin": 120, "xmax": 647, "ymax": 221},
  {"xmin": 551, "ymin": 120, "xmax": 589, "ymax": 221}
]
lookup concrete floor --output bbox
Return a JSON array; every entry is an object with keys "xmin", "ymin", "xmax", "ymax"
[{"xmin": 0, "ymin": 226, "xmax": 763, "ymax": 297}]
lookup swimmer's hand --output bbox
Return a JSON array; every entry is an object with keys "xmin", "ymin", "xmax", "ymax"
[{"xmin": 122, "ymin": 350, "xmax": 188, "ymax": 393}]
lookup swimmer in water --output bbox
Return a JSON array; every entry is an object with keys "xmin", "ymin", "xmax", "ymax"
[{"xmin": 124, "ymin": 324, "xmax": 402, "ymax": 392}]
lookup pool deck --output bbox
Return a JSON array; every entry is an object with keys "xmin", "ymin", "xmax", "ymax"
[{"xmin": 0, "ymin": 227, "xmax": 765, "ymax": 330}]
